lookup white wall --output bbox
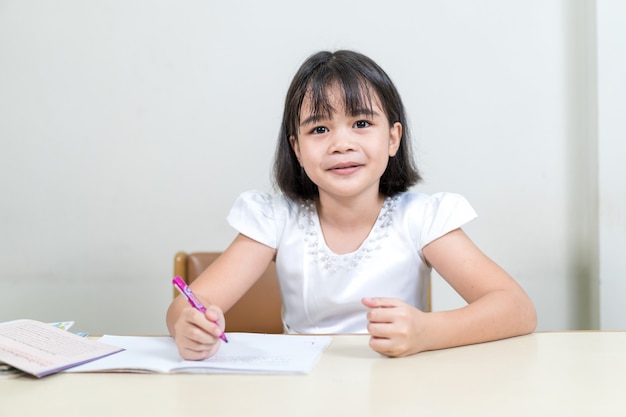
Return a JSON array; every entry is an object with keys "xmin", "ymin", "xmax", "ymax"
[
  {"xmin": 597, "ymin": 0, "xmax": 626, "ymax": 329},
  {"xmin": 0, "ymin": 1, "xmax": 623, "ymax": 335}
]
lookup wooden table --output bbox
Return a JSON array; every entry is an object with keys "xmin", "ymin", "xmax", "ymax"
[{"xmin": 2, "ymin": 332, "xmax": 625, "ymax": 417}]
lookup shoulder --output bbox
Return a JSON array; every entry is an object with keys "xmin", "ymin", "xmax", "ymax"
[
  {"xmin": 227, "ymin": 190, "xmax": 300, "ymax": 249},
  {"xmin": 394, "ymin": 191, "xmax": 477, "ymax": 247},
  {"xmin": 229, "ymin": 190, "xmax": 298, "ymax": 221},
  {"xmin": 397, "ymin": 191, "xmax": 475, "ymax": 215}
]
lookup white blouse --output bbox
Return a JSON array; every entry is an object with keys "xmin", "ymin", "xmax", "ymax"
[{"xmin": 226, "ymin": 191, "xmax": 477, "ymax": 334}]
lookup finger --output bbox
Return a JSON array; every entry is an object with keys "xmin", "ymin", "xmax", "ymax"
[
  {"xmin": 367, "ymin": 322, "xmax": 395, "ymax": 340},
  {"xmin": 182, "ymin": 309, "xmax": 213, "ymax": 333},
  {"xmin": 366, "ymin": 305, "xmax": 397, "ymax": 324},
  {"xmin": 204, "ymin": 305, "xmax": 226, "ymax": 329},
  {"xmin": 183, "ymin": 305, "xmax": 224, "ymax": 334},
  {"xmin": 184, "ymin": 322, "xmax": 219, "ymax": 344},
  {"xmin": 178, "ymin": 339, "xmax": 220, "ymax": 360},
  {"xmin": 362, "ymin": 297, "xmax": 404, "ymax": 309},
  {"xmin": 368, "ymin": 335, "xmax": 397, "ymax": 357},
  {"xmin": 177, "ymin": 309, "xmax": 222, "ymax": 344},
  {"xmin": 177, "ymin": 324, "xmax": 222, "ymax": 358}
]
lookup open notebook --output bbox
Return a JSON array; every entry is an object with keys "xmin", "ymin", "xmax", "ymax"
[{"xmin": 66, "ymin": 333, "xmax": 332, "ymax": 375}]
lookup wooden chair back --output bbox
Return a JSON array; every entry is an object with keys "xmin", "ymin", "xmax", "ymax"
[{"xmin": 174, "ymin": 251, "xmax": 283, "ymax": 334}]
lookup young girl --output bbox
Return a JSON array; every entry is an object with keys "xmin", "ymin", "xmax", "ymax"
[{"xmin": 166, "ymin": 50, "xmax": 537, "ymax": 359}]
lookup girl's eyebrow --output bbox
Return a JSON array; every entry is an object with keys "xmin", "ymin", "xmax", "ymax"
[
  {"xmin": 348, "ymin": 107, "xmax": 378, "ymax": 117},
  {"xmin": 299, "ymin": 114, "xmax": 324, "ymax": 127}
]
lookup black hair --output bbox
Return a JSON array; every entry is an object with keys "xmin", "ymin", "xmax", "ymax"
[{"xmin": 273, "ymin": 50, "xmax": 421, "ymax": 201}]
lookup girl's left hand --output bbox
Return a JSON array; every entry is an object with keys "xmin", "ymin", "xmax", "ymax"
[{"xmin": 362, "ymin": 297, "xmax": 426, "ymax": 357}]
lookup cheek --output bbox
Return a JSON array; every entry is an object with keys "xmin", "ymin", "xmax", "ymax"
[
  {"xmin": 294, "ymin": 142, "xmax": 315, "ymax": 163},
  {"xmin": 291, "ymin": 143, "xmax": 306, "ymax": 166}
]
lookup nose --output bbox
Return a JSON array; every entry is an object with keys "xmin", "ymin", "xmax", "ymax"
[{"xmin": 328, "ymin": 128, "xmax": 356, "ymax": 154}]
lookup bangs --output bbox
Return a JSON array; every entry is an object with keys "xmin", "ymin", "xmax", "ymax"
[{"xmin": 301, "ymin": 73, "xmax": 377, "ymax": 124}]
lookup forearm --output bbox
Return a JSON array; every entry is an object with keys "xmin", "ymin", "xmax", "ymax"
[{"xmin": 418, "ymin": 289, "xmax": 537, "ymax": 353}]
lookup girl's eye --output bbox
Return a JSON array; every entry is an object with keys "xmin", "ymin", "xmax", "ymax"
[
  {"xmin": 354, "ymin": 120, "xmax": 370, "ymax": 128},
  {"xmin": 312, "ymin": 126, "xmax": 328, "ymax": 134}
]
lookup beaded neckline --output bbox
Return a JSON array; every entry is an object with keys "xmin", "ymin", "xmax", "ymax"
[{"xmin": 298, "ymin": 195, "xmax": 400, "ymax": 272}]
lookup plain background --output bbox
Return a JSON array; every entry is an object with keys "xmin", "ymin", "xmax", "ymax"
[{"xmin": 1, "ymin": 1, "xmax": 624, "ymax": 335}]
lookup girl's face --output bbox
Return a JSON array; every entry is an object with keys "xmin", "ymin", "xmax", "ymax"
[{"xmin": 290, "ymin": 85, "xmax": 401, "ymax": 202}]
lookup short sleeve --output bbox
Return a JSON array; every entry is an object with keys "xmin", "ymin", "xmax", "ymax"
[
  {"xmin": 226, "ymin": 191, "xmax": 287, "ymax": 249},
  {"xmin": 419, "ymin": 192, "xmax": 477, "ymax": 248}
]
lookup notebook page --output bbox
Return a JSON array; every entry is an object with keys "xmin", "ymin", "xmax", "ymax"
[{"xmin": 67, "ymin": 333, "xmax": 332, "ymax": 374}]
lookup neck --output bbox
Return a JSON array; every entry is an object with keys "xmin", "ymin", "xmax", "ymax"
[{"xmin": 316, "ymin": 191, "xmax": 386, "ymax": 229}]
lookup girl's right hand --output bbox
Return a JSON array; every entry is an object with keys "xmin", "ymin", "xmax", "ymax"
[{"xmin": 172, "ymin": 304, "xmax": 226, "ymax": 360}]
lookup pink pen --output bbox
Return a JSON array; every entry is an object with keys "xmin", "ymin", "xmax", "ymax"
[{"xmin": 172, "ymin": 276, "xmax": 229, "ymax": 343}]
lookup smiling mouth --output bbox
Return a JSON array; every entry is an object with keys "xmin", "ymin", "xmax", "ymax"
[{"xmin": 328, "ymin": 163, "xmax": 363, "ymax": 174}]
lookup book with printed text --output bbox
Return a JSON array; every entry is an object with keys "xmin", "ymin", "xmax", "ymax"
[{"xmin": 0, "ymin": 320, "xmax": 123, "ymax": 378}]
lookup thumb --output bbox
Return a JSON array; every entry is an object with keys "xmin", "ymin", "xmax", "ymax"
[{"xmin": 204, "ymin": 305, "xmax": 225, "ymax": 325}]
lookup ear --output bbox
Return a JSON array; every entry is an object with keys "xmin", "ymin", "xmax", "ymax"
[
  {"xmin": 289, "ymin": 135, "xmax": 302, "ymax": 163},
  {"xmin": 388, "ymin": 122, "xmax": 402, "ymax": 157}
]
